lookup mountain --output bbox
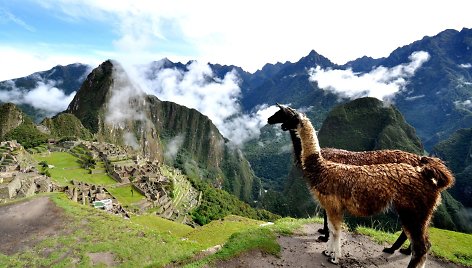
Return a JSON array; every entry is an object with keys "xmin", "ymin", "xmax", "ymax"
[
  {"xmin": 241, "ymin": 50, "xmax": 339, "ymax": 115},
  {"xmin": 240, "ymin": 28, "xmax": 472, "ymax": 151},
  {"xmin": 318, "ymin": 97, "xmax": 423, "ymax": 154},
  {"xmin": 253, "ymin": 98, "xmax": 470, "ymax": 232},
  {"xmin": 0, "ymin": 63, "xmax": 91, "ymax": 122},
  {"xmin": 40, "ymin": 113, "xmax": 92, "ymax": 140},
  {"xmin": 0, "ymin": 103, "xmax": 48, "ymax": 148},
  {"xmin": 363, "ymin": 28, "xmax": 472, "ymax": 149},
  {"xmin": 65, "ymin": 60, "xmax": 261, "ymax": 202},
  {"xmin": 433, "ymin": 127, "xmax": 472, "ymax": 207},
  {"xmin": 0, "ymin": 103, "xmax": 25, "ymax": 139}
]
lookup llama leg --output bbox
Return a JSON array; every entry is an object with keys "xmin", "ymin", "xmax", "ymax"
[
  {"xmin": 324, "ymin": 210, "xmax": 343, "ymax": 264},
  {"xmin": 400, "ymin": 211, "xmax": 431, "ymax": 268},
  {"xmin": 317, "ymin": 210, "xmax": 329, "ymax": 242},
  {"xmin": 383, "ymin": 231, "xmax": 408, "ymax": 254}
]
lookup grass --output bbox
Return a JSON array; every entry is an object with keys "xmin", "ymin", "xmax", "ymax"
[
  {"xmin": 33, "ymin": 152, "xmax": 116, "ymax": 186},
  {"xmin": 131, "ymin": 214, "xmax": 194, "ymax": 237},
  {"xmin": 0, "ymin": 193, "xmax": 200, "ymax": 267},
  {"xmin": 0, "ymin": 194, "xmax": 273, "ymax": 267},
  {"xmin": 186, "ymin": 227, "xmax": 280, "ymax": 268},
  {"xmin": 107, "ymin": 185, "xmax": 145, "ymax": 207},
  {"xmin": 186, "ymin": 215, "xmax": 264, "ymax": 248},
  {"xmin": 269, "ymin": 217, "xmax": 323, "ymax": 235},
  {"xmin": 2, "ymin": 194, "xmax": 471, "ymax": 268},
  {"xmin": 357, "ymin": 226, "xmax": 472, "ymax": 266}
]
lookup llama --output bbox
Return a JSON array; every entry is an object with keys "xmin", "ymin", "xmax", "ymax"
[
  {"xmin": 268, "ymin": 104, "xmax": 419, "ymax": 253},
  {"xmin": 274, "ymin": 106, "xmax": 454, "ymax": 268}
]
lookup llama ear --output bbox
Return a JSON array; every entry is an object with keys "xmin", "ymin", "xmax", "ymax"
[{"xmin": 276, "ymin": 103, "xmax": 283, "ymax": 109}]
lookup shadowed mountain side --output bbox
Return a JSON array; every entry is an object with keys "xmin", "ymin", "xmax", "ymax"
[{"xmin": 65, "ymin": 60, "xmax": 260, "ymax": 202}]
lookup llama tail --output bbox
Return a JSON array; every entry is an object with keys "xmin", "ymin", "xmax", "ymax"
[{"xmin": 420, "ymin": 157, "xmax": 455, "ymax": 189}]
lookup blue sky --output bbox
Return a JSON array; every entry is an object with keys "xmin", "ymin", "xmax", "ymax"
[{"xmin": 1, "ymin": 0, "xmax": 472, "ymax": 81}]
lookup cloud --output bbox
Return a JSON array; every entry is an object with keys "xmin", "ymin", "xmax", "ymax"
[
  {"xmin": 0, "ymin": 79, "xmax": 76, "ymax": 116},
  {"xmin": 164, "ymin": 134, "xmax": 185, "ymax": 159},
  {"xmin": 459, "ymin": 63, "xmax": 472, "ymax": 68},
  {"xmin": 454, "ymin": 99, "xmax": 472, "ymax": 109},
  {"xmin": 0, "ymin": 8, "xmax": 35, "ymax": 32},
  {"xmin": 123, "ymin": 132, "xmax": 139, "ymax": 149},
  {"xmin": 0, "ymin": 45, "xmax": 100, "ymax": 81},
  {"xmin": 105, "ymin": 62, "xmax": 147, "ymax": 128},
  {"xmin": 308, "ymin": 51, "xmax": 430, "ymax": 101},
  {"xmin": 126, "ymin": 61, "xmax": 279, "ymax": 146}
]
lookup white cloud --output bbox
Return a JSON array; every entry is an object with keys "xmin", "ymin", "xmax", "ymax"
[
  {"xmin": 0, "ymin": 79, "xmax": 76, "ymax": 116},
  {"xmin": 119, "ymin": 60, "xmax": 278, "ymax": 146},
  {"xmin": 0, "ymin": 45, "xmax": 101, "ymax": 81},
  {"xmin": 459, "ymin": 63, "xmax": 472, "ymax": 68},
  {"xmin": 26, "ymin": 0, "xmax": 472, "ymax": 74},
  {"xmin": 105, "ymin": 62, "xmax": 146, "ymax": 127},
  {"xmin": 164, "ymin": 134, "xmax": 185, "ymax": 159},
  {"xmin": 0, "ymin": 8, "xmax": 35, "ymax": 32},
  {"xmin": 308, "ymin": 51, "xmax": 430, "ymax": 101},
  {"xmin": 454, "ymin": 99, "xmax": 472, "ymax": 109}
]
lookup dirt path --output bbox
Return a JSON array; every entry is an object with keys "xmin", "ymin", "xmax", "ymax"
[
  {"xmin": 0, "ymin": 196, "xmax": 66, "ymax": 255},
  {"xmin": 216, "ymin": 223, "xmax": 463, "ymax": 268}
]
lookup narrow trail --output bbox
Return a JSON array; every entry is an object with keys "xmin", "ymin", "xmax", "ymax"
[{"xmin": 215, "ymin": 223, "xmax": 463, "ymax": 268}]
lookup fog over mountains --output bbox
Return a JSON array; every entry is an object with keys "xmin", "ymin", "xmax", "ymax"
[{"xmin": 1, "ymin": 27, "xmax": 472, "ymax": 150}]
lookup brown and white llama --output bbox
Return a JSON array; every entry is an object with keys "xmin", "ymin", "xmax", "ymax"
[
  {"xmin": 275, "ymin": 106, "xmax": 454, "ymax": 268},
  {"xmin": 268, "ymin": 104, "xmax": 426, "ymax": 253}
]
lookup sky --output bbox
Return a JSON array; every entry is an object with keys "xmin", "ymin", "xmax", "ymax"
[{"xmin": 1, "ymin": 0, "xmax": 472, "ymax": 81}]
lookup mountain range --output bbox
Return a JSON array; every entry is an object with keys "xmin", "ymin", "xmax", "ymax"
[{"xmin": 1, "ymin": 27, "xmax": 472, "ymax": 231}]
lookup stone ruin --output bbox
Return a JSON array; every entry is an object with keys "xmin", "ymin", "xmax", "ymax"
[
  {"xmin": 64, "ymin": 180, "xmax": 129, "ymax": 218},
  {"xmin": 0, "ymin": 141, "xmax": 52, "ymax": 201}
]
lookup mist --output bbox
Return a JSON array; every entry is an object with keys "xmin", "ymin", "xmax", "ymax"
[
  {"xmin": 0, "ymin": 79, "xmax": 76, "ymax": 116},
  {"xmin": 308, "ymin": 51, "xmax": 430, "ymax": 101},
  {"xmin": 124, "ymin": 60, "xmax": 278, "ymax": 146},
  {"xmin": 164, "ymin": 134, "xmax": 185, "ymax": 159}
]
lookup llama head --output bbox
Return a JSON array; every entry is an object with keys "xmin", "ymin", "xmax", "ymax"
[{"xmin": 267, "ymin": 103, "xmax": 301, "ymax": 131}]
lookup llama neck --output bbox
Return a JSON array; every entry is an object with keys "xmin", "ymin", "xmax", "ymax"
[
  {"xmin": 296, "ymin": 115, "xmax": 322, "ymax": 163},
  {"xmin": 289, "ymin": 130, "xmax": 302, "ymax": 167}
]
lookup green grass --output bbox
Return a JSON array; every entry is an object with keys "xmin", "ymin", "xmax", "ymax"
[
  {"xmin": 0, "ymin": 193, "xmax": 200, "ymax": 267},
  {"xmin": 33, "ymin": 152, "xmax": 116, "ymax": 186},
  {"xmin": 269, "ymin": 217, "xmax": 323, "ymax": 235},
  {"xmin": 131, "ymin": 214, "xmax": 194, "ymax": 237},
  {"xmin": 186, "ymin": 227, "xmax": 280, "ymax": 268},
  {"xmin": 186, "ymin": 215, "xmax": 264, "ymax": 248},
  {"xmin": 357, "ymin": 226, "xmax": 472, "ymax": 266},
  {"xmin": 107, "ymin": 185, "xmax": 145, "ymax": 207}
]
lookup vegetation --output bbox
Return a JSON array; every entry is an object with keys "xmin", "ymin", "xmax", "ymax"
[
  {"xmin": 32, "ymin": 151, "xmax": 116, "ymax": 186},
  {"xmin": 3, "ymin": 119, "xmax": 48, "ymax": 148},
  {"xmin": 41, "ymin": 113, "xmax": 92, "ymax": 140},
  {"xmin": 0, "ymin": 194, "xmax": 269, "ymax": 267},
  {"xmin": 187, "ymin": 175, "xmax": 280, "ymax": 225},
  {"xmin": 357, "ymin": 226, "xmax": 472, "ymax": 266},
  {"xmin": 107, "ymin": 185, "xmax": 145, "ymax": 207},
  {"xmin": 0, "ymin": 194, "xmax": 199, "ymax": 267}
]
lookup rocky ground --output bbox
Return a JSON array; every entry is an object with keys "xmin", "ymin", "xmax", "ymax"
[
  {"xmin": 0, "ymin": 197, "xmax": 465, "ymax": 267},
  {"xmin": 0, "ymin": 197, "xmax": 66, "ymax": 255},
  {"xmin": 215, "ymin": 223, "xmax": 464, "ymax": 268}
]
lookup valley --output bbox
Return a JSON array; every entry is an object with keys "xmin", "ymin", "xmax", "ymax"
[{"xmin": 0, "ymin": 26, "xmax": 472, "ymax": 267}]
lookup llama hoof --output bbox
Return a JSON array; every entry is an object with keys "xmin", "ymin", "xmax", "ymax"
[
  {"xmin": 322, "ymin": 250, "xmax": 332, "ymax": 257},
  {"xmin": 382, "ymin": 247, "xmax": 395, "ymax": 254},
  {"xmin": 399, "ymin": 247, "xmax": 412, "ymax": 255},
  {"xmin": 328, "ymin": 257, "xmax": 339, "ymax": 265},
  {"xmin": 317, "ymin": 235, "xmax": 329, "ymax": 242}
]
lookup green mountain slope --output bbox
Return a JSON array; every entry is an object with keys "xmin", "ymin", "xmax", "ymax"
[
  {"xmin": 0, "ymin": 103, "xmax": 48, "ymax": 148},
  {"xmin": 65, "ymin": 60, "xmax": 261, "ymax": 202},
  {"xmin": 40, "ymin": 113, "xmax": 92, "ymax": 140},
  {"xmin": 318, "ymin": 97, "xmax": 423, "ymax": 154},
  {"xmin": 433, "ymin": 128, "xmax": 472, "ymax": 208}
]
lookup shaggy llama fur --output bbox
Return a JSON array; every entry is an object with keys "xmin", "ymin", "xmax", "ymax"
[{"xmin": 281, "ymin": 109, "xmax": 453, "ymax": 268}]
